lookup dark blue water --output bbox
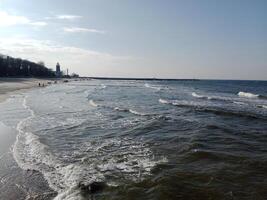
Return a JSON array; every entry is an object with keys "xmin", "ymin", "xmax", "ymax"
[{"xmin": 0, "ymin": 79, "xmax": 266, "ymax": 200}]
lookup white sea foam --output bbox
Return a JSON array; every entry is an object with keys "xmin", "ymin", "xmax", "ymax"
[
  {"xmin": 89, "ymin": 99, "xmax": 98, "ymax": 107},
  {"xmin": 114, "ymin": 106, "xmax": 148, "ymax": 116},
  {"xmin": 238, "ymin": 91, "xmax": 259, "ymax": 98},
  {"xmin": 159, "ymin": 98, "xmax": 203, "ymax": 108},
  {"xmin": 145, "ymin": 83, "xmax": 161, "ymax": 91},
  {"xmin": 114, "ymin": 107, "xmax": 128, "ymax": 112},
  {"xmin": 192, "ymin": 92, "xmax": 213, "ymax": 100},
  {"xmin": 89, "ymin": 101, "xmax": 148, "ymax": 116},
  {"xmin": 233, "ymin": 101, "xmax": 247, "ymax": 105},
  {"xmin": 26, "ymin": 136, "xmax": 166, "ymax": 199},
  {"xmin": 12, "ymin": 96, "xmax": 167, "ymax": 200},
  {"xmin": 5, "ymin": 82, "xmax": 172, "ymax": 200},
  {"xmin": 159, "ymin": 98, "xmax": 170, "ymax": 104},
  {"xmin": 14, "ymin": 116, "xmax": 102, "ymax": 199},
  {"xmin": 129, "ymin": 109, "xmax": 146, "ymax": 116},
  {"xmin": 257, "ymin": 105, "xmax": 267, "ymax": 109},
  {"xmin": 192, "ymin": 92, "xmax": 206, "ymax": 99},
  {"xmin": 192, "ymin": 92, "xmax": 232, "ymax": 102},
  {"xmin": 12, "ymin": 96, "xmax": 84, "ymax": 198}
]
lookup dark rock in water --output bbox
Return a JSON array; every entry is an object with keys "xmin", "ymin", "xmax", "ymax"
[
  {"xmin": 89, "ymin": 182, "xmax": 107, "ymax": 193},
  {"xmin": 79, "ymin": 182, "xmax": 106, "ymax": 195}
]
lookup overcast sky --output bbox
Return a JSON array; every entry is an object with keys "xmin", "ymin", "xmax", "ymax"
[{"xmin": 0, "ymin": 0, "xmax": 266, "ymax": 80}]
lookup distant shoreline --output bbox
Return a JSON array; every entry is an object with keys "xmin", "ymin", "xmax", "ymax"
[
  {"xmin": 1, "ymin": 76, "xmax": 266, "ymax": 82},
  {"xmin": 85, "ymin": 77, "xmax": 200, "ymax": 81},
  {"xmin": 81, "ymin": 77, "xmax": 267, "ymax": 81}
]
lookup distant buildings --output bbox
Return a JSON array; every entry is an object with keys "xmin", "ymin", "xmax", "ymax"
[{"xmin": 0, "ymin": 54, "xmax": 80, "ymax": 78}]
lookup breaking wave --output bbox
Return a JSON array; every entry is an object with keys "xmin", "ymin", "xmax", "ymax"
[
  {"xmin": 159, "ymin": 98, "xmax": 266, "ymax": 120},
  {"xmin": 192, "ymin": 92, "xmax": 207, "ymax": 99},
  {"xmin": 12, "ymin": 97, "xmax": 167, "ymax": 200},
  {"xmin": 233, "ymin": 101, "xmax": 247, "ymax": 105},
  {"xmin": 257, "ymin": 105, "xmax": 267, "ymax": 109},
  {"xmin": 129, "ymin": 109, "xmax": 147, "ymax": 116},
  {"xmin": 237, "ymin": 91, "xmax": 267, "ymax": 99},
  {"xmin": 89, "ymin": 99, "xmax": 99, "ymax": 107},
  {"xmin": 159, "ymin": 98, "xmax": 169, "ymax": 104},
  {"xmin": 114, "ymin": 107, "xmax": 147, "ymax": 116},
  {"xmin": 238, "ymin": 91, "xmax": 259, "ymax": 98},
  {"xmin": 192, "ymin": 92, "xmax": 231, "ymax": 102},
  {"xmin": 89, "ymin": 99, "xmax": 150, "ymax": 116}
]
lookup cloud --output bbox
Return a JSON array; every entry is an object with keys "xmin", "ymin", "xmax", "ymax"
[
  {"xmin": 28, "ymin": 21, "xmax": 47, "ymax": 26},
  {"xmin": 56, "ymin": 15, "xmax": 82, "ymax": 20},
  {"xmin": 0, "ymin": 37, "xmax": 132, "ymax": 76},
  {"xmin": 63, "ymin": 27, "xmax": 105, "ymax": 34},
  {"xmin": 0, "ymin": 11, "xmax": 47, "ymax": 27}
]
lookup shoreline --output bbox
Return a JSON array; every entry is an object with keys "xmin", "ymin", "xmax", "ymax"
[
  {"xmin": 0, "ymin": 122, "xmax": 57, "ymax": 199},
  {"xmin": 0, "ymin": 78, "xmax": 60, "ymax": 199},
  {"xmin": 0, "ymin": 78, "xmax": 61, "ymax": 103}
]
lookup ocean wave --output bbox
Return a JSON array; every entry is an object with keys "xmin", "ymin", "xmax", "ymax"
[
  {"xmin": 159, "ymin": 98, "xmax": 266, "ymax": 120},
  {"xmin": 238, "ymin": 92, "xmax": 267, "ymax": 100},
  {"xmin": 114, "ymin": 107, "xmax": 129, "ymax": 112},
  {"xmin": 192, "ymin": 92, "xmax": 231, "ymax": 102},
  {"xmin": 11, "ymin": 96, "xmax": 167, "ymax": 199},
  {"xmin": 15, "ymin": 122, "xmax": 167, "ymax": 199},
  {"xmin": 192, "ymin": 92, "xmax": 208, "ymax": 99},
  {"xmin": 145, "ymin": 83, "xmax": 162, "ymax": 91},
  {"xmin": 14, "ymin": 132, "xmax": 105, "ymax": 199},
  {"xmin": 129, "ymin": 109, "xmax": 147, "ymax": 116},
  {"xmin": 159, "ymin": 98, "xmax": 170, "ymax": 104},
  {"xmin": 159, "ymin": 98, "xmax": 197, "ymax": 108},
  {"xmin": 238, "ymin": 91, "xmax": 259, "ymax": 98},
  {"xmin": 233, "ymin": 101, "xmax": 247, "ymax": 105},
  {"xmin": 13, "ymin": 97, "xmax": 85, "ymax": 198},
  {"xmin": 257, "ymin": 105, "xmax": 267, "ymax": 109},
  {"xmin": 89, "ymin": 100, "xmax": 149, "ymax": 117},
  {"xmin": 114, "ymin": 106, "xmax": 149, "ymax": 116},
  {"xmin": 199, "ymin": 108, "xmax": 264, "ymax": 120}
]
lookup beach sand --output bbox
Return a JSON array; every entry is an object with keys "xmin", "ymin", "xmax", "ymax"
[
  {"xmin": 0, "ymin": 78, "xmax": 58, "ymax": 199},
  {"xmin": 0, "ymin": 78, "xmax": 54, "ymax": 103}
]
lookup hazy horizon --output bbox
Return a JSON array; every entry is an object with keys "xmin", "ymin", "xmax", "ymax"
[{"xmin": 0, "ymin": 0, "xmax": 266, "ymax": 80}]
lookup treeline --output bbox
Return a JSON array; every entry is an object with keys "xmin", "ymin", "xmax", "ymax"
[{"xmin": 0, "ymin": 55, "xmax": 55, "ymax": 77}]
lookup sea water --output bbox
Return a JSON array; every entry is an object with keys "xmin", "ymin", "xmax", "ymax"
[{"xmin": 0, "ymin": 79, "xmax": 266, "ymax": 199}]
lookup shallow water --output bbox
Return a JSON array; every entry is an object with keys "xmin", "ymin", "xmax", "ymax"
[{"xmin": 0, "ymin": 79, "xmax": 267, "ymax": 199}]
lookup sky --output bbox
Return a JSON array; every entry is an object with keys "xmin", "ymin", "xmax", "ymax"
[{"xmin": 0, "ymin": 0, "xmax": 266, "ymax": 80}]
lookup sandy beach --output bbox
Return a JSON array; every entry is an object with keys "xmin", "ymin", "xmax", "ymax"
[{"xmin": 0, "ymin": 78, "xmax": 55, "ymax": 103}]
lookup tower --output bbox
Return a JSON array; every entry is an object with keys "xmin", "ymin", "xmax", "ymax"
[{"xmin": 56, "ymin": 62, "xmax": 61, "ymax": 77}]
